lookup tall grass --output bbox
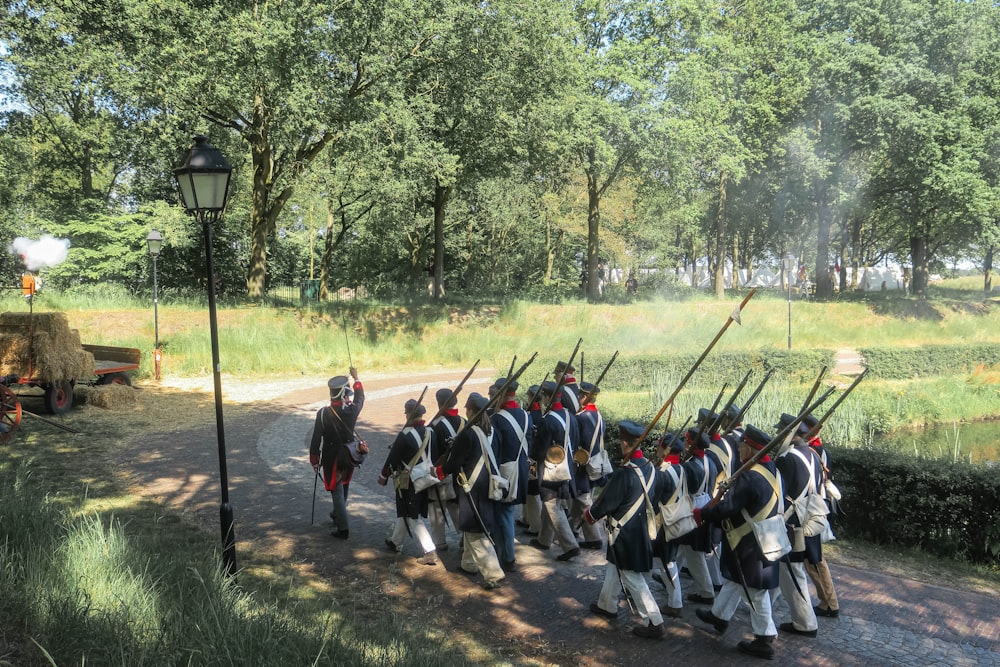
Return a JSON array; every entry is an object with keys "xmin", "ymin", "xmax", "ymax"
[{"xmin": 0, "ymin": 462, "xmax": 479, "ymax": 667}]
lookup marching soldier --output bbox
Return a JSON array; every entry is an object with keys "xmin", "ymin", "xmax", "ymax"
[
  {"xmin": 490, "ymin": 378, "xmax": 532, "ymax": 571},
  {"xmin": 377, "ymin": 399, "xmax": 438, "ymax": 565},
  {"xmin": 553, "ymin": 361, "xmax": 581, "ymax": 413},
  {"xmin": 571, "ymin": 381, "xmax": 606, "ymax": 549},
  {"xmin": 428, "ymin": 388, "xmax": 463, "ymax": 551},
  {"xmin": 436, "ymin": 393, "xmax": 506, "ymax": 590},
  {"xmin": 802, "ymin": 413, "xmax": 841, "ymax": 618},
  {"xmin": 517, "ymin": 384, "xmax": 544, "ymax": 536},
  {"xmin": 773, "ymin": 413, "xmax": 821, "ymax": 638},
  {"xmin": 309, "ymin": 368, "xmax": 365, "ymax": 539},
  {"xmin": 694, "ymin": 425, "xmax": 781, "ymax": 660},
  {"xmin": 677, "ymin": 425, "xmax": 720, "ymax": 606},
  {"xmin": 529, "ymin": 381, "xmax": 581, "ymax": 561},
  {"xmin": 652, "ymin": 433, "xmax": 686, "ymax": 618},
  {"xmin": 585, "ymin": 420, "xmax": 665, "ymax": 639}
]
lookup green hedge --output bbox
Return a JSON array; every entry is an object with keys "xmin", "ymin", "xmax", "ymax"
[
  {"xmin": 831, "ymin": 448, "xmax": 1000, "ymax": 566},
  {"xmin": 600, "ymin": 349, "xmax": 837, "ymax": 391},
  {"xmin": 860, "ymin": 344, "xmax": 1000, "ymax": 379}
]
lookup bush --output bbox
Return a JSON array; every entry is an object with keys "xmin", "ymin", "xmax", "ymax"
[
  {"xmin": 861, "ymin": 344, "xmax": 1000, "ymax": 379},
  {"xmin": 831, "ymin": 447, "xmax": 1000, "ymax": 566}
]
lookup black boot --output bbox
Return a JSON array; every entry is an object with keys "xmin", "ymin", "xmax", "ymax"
[{"xmin": 737, "ymin": 635, "xmax": 775, "ymax": 660}]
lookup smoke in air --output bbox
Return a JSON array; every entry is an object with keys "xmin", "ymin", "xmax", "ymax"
[{"xmin": 9, "ymin": 236, "xmax": 71, "ymax": 271}]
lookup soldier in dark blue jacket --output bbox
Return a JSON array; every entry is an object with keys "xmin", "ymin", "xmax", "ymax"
[
  {"xmin": 585, "ymin": 420, "xmax": 664, "ymax": 639},
  {"xmin": 694, "ymin": 424, "xmax": 781, "ymax": 660},
  {"xmin": 529, "ymin": 381, "xmax": 581, "ymax": 561},
  {"xmin": 490, "ymin": 378, "xmax": 532, "ymax": 571}
]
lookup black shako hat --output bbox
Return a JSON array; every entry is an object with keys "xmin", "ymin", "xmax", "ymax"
[
  {"xmin": 619, "ymin": 420, "xmax": 645, "ymax": 440},
  {"xmin": 493, "ymin": 377, "xmax": 519, "ymax": 394},
  {"xmin": 579, "ymin": 381, "xmax": 599, "ymax": 396},
  {"xmin": 775, "ymin": 412, "xmax": 810, "ymax": 436},
  {"xmin": 435, "ymin": 387, "xmax": 458, "ymax": 408},
  {"xmin": 540, "ymin": 380, "xmax": 559, "ymax": 396},
  {"xmin": 404, "ymin": 399, "xmax": 426, "ymax": 419},
  {"xmin": 554, "ymin": 361, "xmax": 576, "ymax": 374},
  {"xmin": 465, "ymin": 392, "xmax": 490, "ymax": 412},
  {"xmin": 802, "ymin": 413, "xmax": 821, "ymax": 431},
  {"xmin": 697, "ymin": 407, "xmax": 719, "ymax": 425},
  {"xmin": 328, "ymin": 375, "xmax": 350, "ymax": 399},
  {"xmin": 742, "ymin": 424, "xmax": 772, "ymax": 450}
]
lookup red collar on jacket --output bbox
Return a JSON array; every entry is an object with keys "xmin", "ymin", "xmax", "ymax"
[
  {"xmin": 444, "ymin": 408, "xmax": 458, "ymax": 417},
  {"xmin": 630, "ymin": 449, "xmax": 644, "ymax": 460},
  {"xmin": 503, "ymin": 400, "xmax": 518, "ymax": 409},
  {"xmin": 582, "ymin": 404, "xmax": 598, "ymax": 413},
  {"xmin": 689, "ymin": 448, "xmax": 705, "ymax": 459},
  {"xmin": 809, "ymin": 436, "xmax": 823, "ymax": 447},
  {"xmin": 665, "ymin": 454, "xmax": 681, "ymax": 465},
  {"xmin": 564, "ymin": 375, "xmax": 576, "ymax": 384},
  {"xmin": 530, "ymin": 403, "xmax": 541, "ymax": 411},
  {"xmin": 550, "ymin": 401, "xmax": 564, "ymax": 411}
]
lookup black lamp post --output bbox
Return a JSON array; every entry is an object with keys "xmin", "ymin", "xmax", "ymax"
[
  {"xmin": 782, "ymin": 253, "xmax": 796, "ymax": 351},
  {"xmin": 146, "ymin": 230, "xmax": 163, "ymax": 380},
  {"xmin": 173, "ymin": 135, "xmax": 237, "ymax": 577}
]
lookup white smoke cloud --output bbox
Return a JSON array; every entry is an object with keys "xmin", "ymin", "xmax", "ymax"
[{"xmin": 9, "ymin": 235, "xmax": 71, "ymax": 271}]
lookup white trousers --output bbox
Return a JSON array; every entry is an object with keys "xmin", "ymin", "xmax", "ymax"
[
  {"xmin": 713, "ymin": 580, "xmax": 777, "ymax": 637},
  {"xmin": 655, "ymin": 559, "xmax": 683, "ymax": 610},
  {"xmin": 524, "ymin": 494, "xmax": 543, "ymax": 533},
  {"xmin": 678, "ymin": 544, "xmax": 714, "ymax": 598},
  {"xmin": 389, "ymin": 517, "xmax": 436, "ymax": 555},
  {"xmin": 539, "ymin": 497, "xmax": 579, "ymax": 554},
  {"xmin": 568, "ymin": 491, "xmax": 603, "ymax": 542},
  {"xmin": 778, "ymin": 560, "xmax": 818, "ymax": 631},
  {"xmin": 597, "ymin": 565, "xmax": 663, "ymax": 626},
  {"xmin": 461, "ymin": 531, "xmax": 505, "ymax": 585},
  {"xmin": 427, "ymin": 497, "xmax": 460, "ymax": 549}
]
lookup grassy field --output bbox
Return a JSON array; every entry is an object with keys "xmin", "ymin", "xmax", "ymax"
[{"xmin": 1, "ymin": 282, "xmax": 999, "ymax": 665}]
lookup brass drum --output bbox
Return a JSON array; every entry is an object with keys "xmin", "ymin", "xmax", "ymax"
[{"xmin": 545, "ymin": 445, "xmax": 566, "ymax": 464}]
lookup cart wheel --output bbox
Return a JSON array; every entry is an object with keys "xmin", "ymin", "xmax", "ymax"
[
  {"xmin": 0, "ymin": 385, "xmax": 21, "ymax": 442},
  {"xmin": 44, "ymin": 381, "xmax": 74, "ymax": 415},
  {"xmin": 96, "ymin": 372, "xmax": 132, "ymax": 387}
]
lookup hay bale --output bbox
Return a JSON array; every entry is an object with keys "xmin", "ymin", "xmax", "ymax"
[
  {"xmin": 0, "ymin": 312, "xmax": 95, "ymax": 382},
  {"xmin": 85, "ymin": 384, "xmax": 137, "ymax": 409}
]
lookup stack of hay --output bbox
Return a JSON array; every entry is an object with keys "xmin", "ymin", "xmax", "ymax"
[
  {"xmin": 0, "ymin": 312, "xmax": 95, "ymax": 383},
  {"xmin": 85, "ymin": 384, "xmax": 137, "ymax": 409}
]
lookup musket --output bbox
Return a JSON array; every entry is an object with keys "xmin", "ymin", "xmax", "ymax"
[
  {"xmin": 525, "ymin": 372, "xmax": 550, "ymax": 411},
  {"xmin": 446, "ymin": 352, "xmax": 538, "ymax": 452},
  {"xmin": 705, "ymin": 370, "xmax": 753, "ymax": 436},
  {"xmin": 682, "ymin": 382, "xmax": 728, "ymax": 461},
  {"xmin": 803, "ymin": 369, "xmax": 869, "ymax": 442},
  {"xmin": 428, "ymin": 359, "xmax": 481, "ymax": 425},
  {"xmin": 655, "ymin": 414, "xmax": 692, "ymax": 463},
  {"xmin": 342, "ymin": 313, "xmax": 354, "ymax": 367},
  {"xmin": 799, "ymin": 366, "xmax": 828, "ymax": 415},
  {"xmin": 580, "ymin": 351, "xmax": 584, "ymax": 385},
  {"xmin": 715, "ymin": 385, "xmax": 837, "ymax": 498},
  {"xmin": 543, "ymin": 337, "xmax": 583, "ymax": 414},
  {"xmin": 727, "ymin": 369, "xmax": 775, "ymax": 432},
  {"xmin": 506, "ymin": 355, "xmax": 517, "ymax": 380},
  {"xmin": 639, "ymin": 289, "xmax": 757, "ymax": 442},
  {"xmin": 580, "ymin": 350, "xmax": 619, "ymax": 402}
]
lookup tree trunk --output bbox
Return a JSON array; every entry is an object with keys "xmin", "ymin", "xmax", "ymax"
[
  {"xmin": 320, "ymin": 208, "xmax": 334, "ymax": 300},
  {"xmin": 731, "ymin": 234, "xmax": 740, "ymax": 289},
  {"xmin": 984, "ymin": 245, "xmax": 995, "ymax": 292},
  {"xmin": 713, "ymin": 173, "xmax": 728, "ymax": 298},
  {"xmin": 586, "ymin": 167, "xmax": 601, "ymax": 302},
  {"xmin": 431, "ymin": 181, "xmax": 450, "ymax": 300},
  {"xmin": 910, "ymin": 233, "xmax": 930, "ymax": 297},
  {"xmin": 814, "ymin": 174, "xmax": 833, "ymax": 299}
]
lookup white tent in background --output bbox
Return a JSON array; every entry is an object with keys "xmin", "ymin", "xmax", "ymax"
[
  {"xmin": 744, "ymin": 266, "xmax": 780, "ymax": 288},
  {"xmin": 859, "ymin": 265, "xmax": 906, "ymax": 291}
]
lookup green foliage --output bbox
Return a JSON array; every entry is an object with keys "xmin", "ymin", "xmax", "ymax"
[
  {"xmin": 834, "ymin": 447, "xmax": 1000, "ymax": 566},
  {"xmin": 861, "ymin": 344, "xmax": 1000, "ymax": 379}
]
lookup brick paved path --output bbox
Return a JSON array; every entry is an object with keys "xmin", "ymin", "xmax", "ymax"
[{"xmin": 122, "ymin": 370, "xmax": 1000, "ymax": 666}]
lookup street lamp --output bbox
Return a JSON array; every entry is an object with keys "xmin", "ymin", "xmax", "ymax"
[
  {"xmin": 782, "ymin": 253, "xmax": 796, "ymax": 350},
  {"xmin": 146, "ymin": 230, "xmax": 163, "ymax": 380},
  {"xmin": 173, "ymin": 135, "xmax": 237, "ymax": 577}
]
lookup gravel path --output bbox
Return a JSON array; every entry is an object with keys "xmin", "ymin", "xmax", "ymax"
[{"xmin": 121, "ymin": 369, "xmax": 1000, "ymax": 667}]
